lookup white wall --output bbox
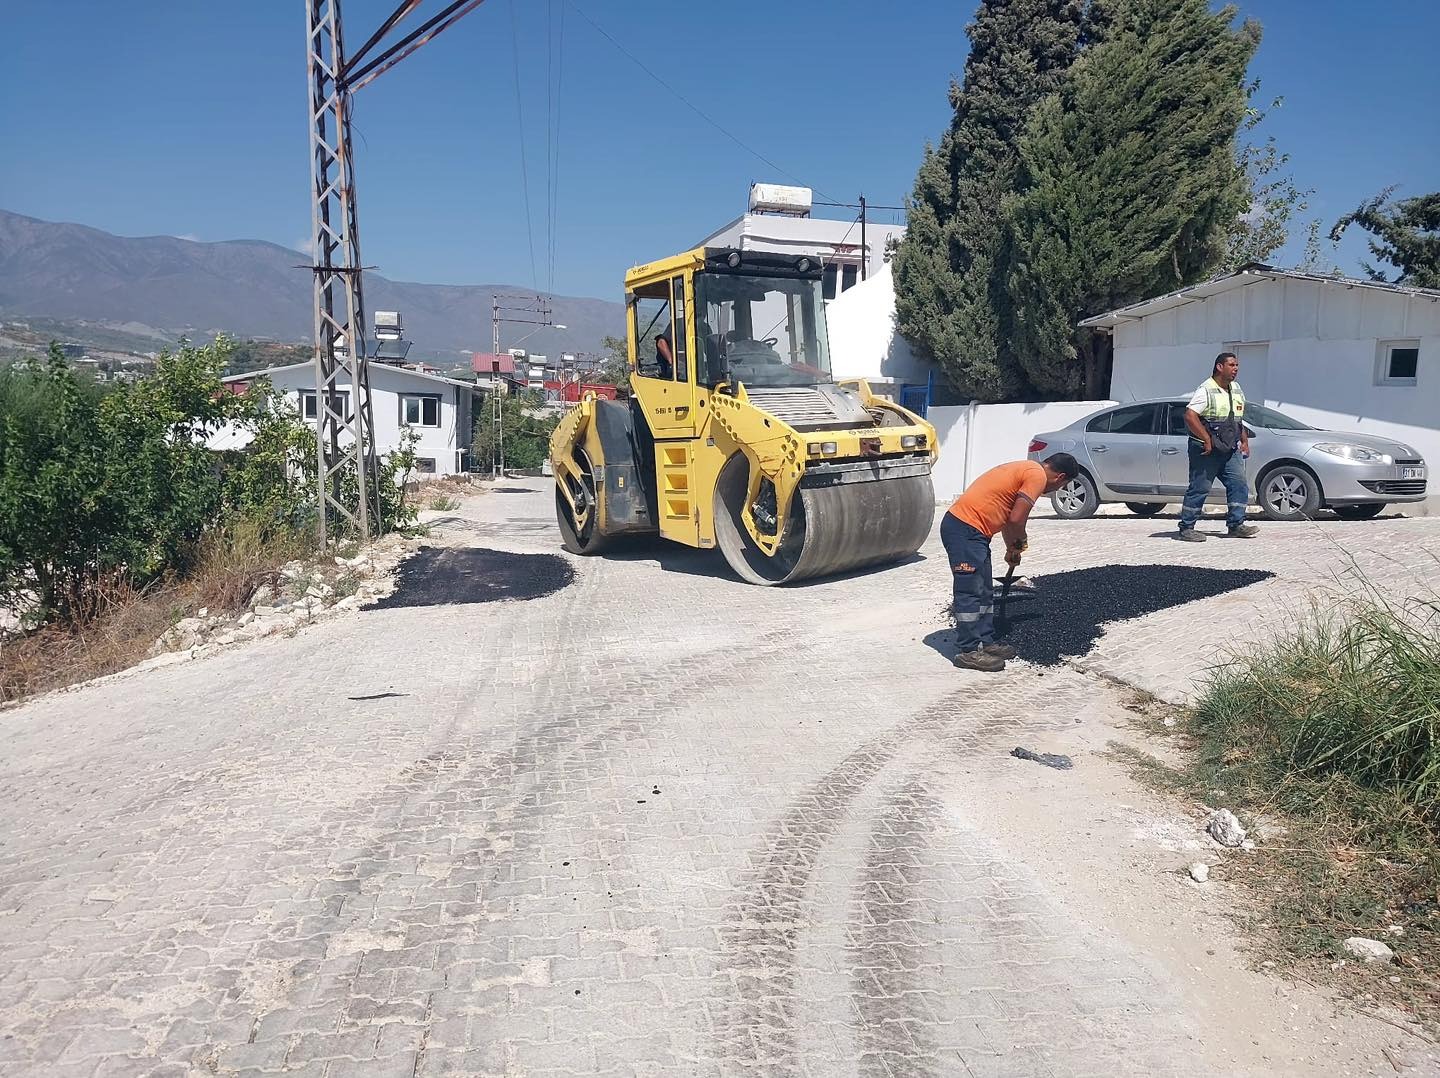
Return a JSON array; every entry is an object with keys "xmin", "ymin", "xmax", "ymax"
[
  {"xmin": 825, "ymin": 265, "xmax": 933, "ymax": 389},
  {"xmin": 1108, "ymin": 276, "xmax": 1440, "ymax": 509},
  {"xmin": 929, "ymin": 400, "xmax": 1113, "ymax": 502}
]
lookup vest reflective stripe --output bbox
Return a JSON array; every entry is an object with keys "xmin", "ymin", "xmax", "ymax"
[{"xmin": 1199, "ymin": 378, "xmax": 1245, "ymax": 419}]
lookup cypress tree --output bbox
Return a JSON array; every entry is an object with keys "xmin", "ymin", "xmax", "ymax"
[
  {"xmin": 894, "ymin": 0, "xmax": 1083, "ymax": 402},
  {"xmin": 1003, "ymin": 0, "xmax": 1260, "ymax": 396}
]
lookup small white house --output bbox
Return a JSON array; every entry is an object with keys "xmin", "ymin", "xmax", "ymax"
[
  {"xmin": 221, "ymin": 362, "xmax": 480, "ymax": 476},
  {"xmin": 1083, "ymin": 264, "xmax": 1440, "ymax": 508}
]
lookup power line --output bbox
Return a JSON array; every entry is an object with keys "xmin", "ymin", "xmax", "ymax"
[
  {"xmin": 563, "ymin": 0, "xmax": 837, "ymax": 204},
  {"xmin": 507, "ymin": 0, "xmax": 539, "ymax": 292}
]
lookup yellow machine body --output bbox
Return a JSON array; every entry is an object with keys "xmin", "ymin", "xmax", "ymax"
[{"xmin": 549, "ymin": 245, "xmax": 939, "ymax": 584}]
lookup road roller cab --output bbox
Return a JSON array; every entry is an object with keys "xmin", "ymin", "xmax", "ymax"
[{"xmin": 549, "ymin": 246, "xmax": 939, "ymax": 584}]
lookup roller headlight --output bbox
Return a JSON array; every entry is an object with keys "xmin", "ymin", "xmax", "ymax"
[{"xmin": 900, "ymin": 434, "xmax": 927, "ymax": 449}]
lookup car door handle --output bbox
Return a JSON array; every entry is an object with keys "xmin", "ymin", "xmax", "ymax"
[
  {"xmin": 1093, "ymin": 445, "xmax": 1108, "ymax": 453},
  {"xmin": 1161, "ymin": 447, "xmax": 1180, "ymax": 455}
]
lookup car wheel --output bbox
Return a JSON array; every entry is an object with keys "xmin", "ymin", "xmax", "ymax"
[
  {"xmin": 1258, "ymin": 464, "xmax": 1321, "ymax": 521},
  {"xmin": 1124, "ymin": 502, "xmax": 1166, "ymax": 517},
  {"xmin": 1334, "ymin": 503, "xmax": 1384, "ymax": 521},
  {"xmin": 1051, "ymin": 473, "xmax": 1099, "ymax": 519}
]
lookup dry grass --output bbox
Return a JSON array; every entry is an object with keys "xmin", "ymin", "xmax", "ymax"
[{"xmin": 0, "ymin": 520, "xmax": 311, "ymax": 706}]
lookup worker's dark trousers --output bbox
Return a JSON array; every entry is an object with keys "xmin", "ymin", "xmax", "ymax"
[
  {"xmin": 1179, "ymin": 442, "xmax": 1249, "ymax": 532},
  {"xmin": 941, "ymin": 513, "xmax": 994, "ymax": 654}
]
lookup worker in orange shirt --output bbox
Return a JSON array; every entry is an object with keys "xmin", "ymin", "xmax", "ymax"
[{"xmin": 942, "ymin": 453, "xmax": 1080, "ymax": 672}]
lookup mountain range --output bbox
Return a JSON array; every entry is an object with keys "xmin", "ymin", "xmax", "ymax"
[{"xmin": 0, "ymin": 209, "xmax": 623, "ymax": 361}]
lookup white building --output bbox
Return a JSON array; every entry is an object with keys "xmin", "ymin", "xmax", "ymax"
[
  {"xmin": 699, "ymin": 183, "xmax": 905, "ymax": 300},
  {"xmin": 221, "ymin": 362, "xmax": 480, "ymax": 476},
  {"xmin": 825, "ymin": 263, "xmax": 936, "ymax": 399},
  {"xmin": 1083, "ymin": 264, "xmax": 1440, "ymax": 508}
]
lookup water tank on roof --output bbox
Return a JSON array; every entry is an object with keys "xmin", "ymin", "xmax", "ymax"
[{"xmin": 749, "ymin": 183, "xmax": 812, "ymax": 217}]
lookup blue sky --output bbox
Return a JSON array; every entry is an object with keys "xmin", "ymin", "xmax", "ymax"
[{"xmin": 1, "ymin": 0, "xmax": 1436, "ymax": 301}]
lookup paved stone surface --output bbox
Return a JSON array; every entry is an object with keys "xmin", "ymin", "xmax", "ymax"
[{"xmin": 2, "ymin": 489, "xmax": 1436, "ymax": 1077}]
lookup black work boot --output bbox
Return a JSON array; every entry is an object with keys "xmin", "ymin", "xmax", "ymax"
[
  {"xmin": 983, "ymin": 642, "xmax": 1018, "ymax": 660},
  {"xmin": 953, "ymin": 649, "xmax": 1006, "ymax": 672},
  {"xmin": 1228, "ymin": 523, "xmax": 1259, "ymax": 538},
  {"xmin": 1177, "ymin": 528, "xmax": 1206, "ymax": 543}
]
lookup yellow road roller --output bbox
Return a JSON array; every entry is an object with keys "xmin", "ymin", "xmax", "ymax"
[{"xmin": 548, "ymin": 246, "xmax": 938, "ymax": 584}]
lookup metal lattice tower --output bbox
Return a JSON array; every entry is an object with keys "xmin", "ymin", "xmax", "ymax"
[{"xmin": 305, "ymin": 0, "xmax": 378, "ymax": 543}]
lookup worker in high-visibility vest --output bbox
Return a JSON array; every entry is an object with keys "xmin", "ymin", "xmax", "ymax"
[{"xmin": 1178, "ymin": 352, "xmax": 1260, "ymax": 541}]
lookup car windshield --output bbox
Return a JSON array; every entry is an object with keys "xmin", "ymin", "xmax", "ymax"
[
  {"xmin": 1243, "ymin": 403, "xmax": 1314, "ymax": 430},
  {"xmin": 693, "ymin": 272, "xmax": 832, "ymax": 387}
]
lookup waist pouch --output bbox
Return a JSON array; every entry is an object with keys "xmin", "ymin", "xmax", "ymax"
[{"xmin": 1204, "ymin": 417, "xmax": 1240, "ymax": 453}]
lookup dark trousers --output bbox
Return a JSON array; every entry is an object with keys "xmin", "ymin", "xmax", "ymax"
[
  {"xmin": 941, "ymin": 513, "xmax": 993, "ymax": 653},
  {"xmin": 1179, "ymin": 441, "xmax": 1249, "ymax": 531}
]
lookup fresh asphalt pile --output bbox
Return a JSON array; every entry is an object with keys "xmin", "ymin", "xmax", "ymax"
[
  {"xmin": 368, "ymin": 547, "xmax": 575, "ymax": 609},
  {"xmin": 996, "ymin": 564, "xmax": 1273, "ymax": 666}
]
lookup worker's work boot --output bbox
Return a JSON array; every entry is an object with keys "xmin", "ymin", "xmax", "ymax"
[
  {"xmin": 1228, "ymin": 523, "xmax": 1260, "ymax": 538},
  {"xmin": 983, "ymin": 642, "xmax": 1018, "ymax": 660},
  {"xmin": 1176, "ymin": 528, "xmax": 1207, "ymax": 543},
  {"xmin": 953, "ymin": 649, "xmax": 1006, "ymax": 672}
]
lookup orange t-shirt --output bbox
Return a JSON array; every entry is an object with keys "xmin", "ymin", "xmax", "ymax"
[{"xmin": 948, "ymin": 460, "xmax": 1047, "ymax": 538}]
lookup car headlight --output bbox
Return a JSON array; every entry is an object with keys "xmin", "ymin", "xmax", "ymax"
[{"xmin": 1314, "ymin": 442, "xmax": 1393, "ymax": 465}]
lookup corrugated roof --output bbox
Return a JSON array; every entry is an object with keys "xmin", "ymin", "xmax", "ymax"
[{"xmin": 1080, "ymin": 264, "xmax": 1440, "ymax": 330}]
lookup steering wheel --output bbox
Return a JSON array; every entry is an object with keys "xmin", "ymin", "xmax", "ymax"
[{"xmin": 761, "ymin": 337, "xmax": 778, "ymax": 347}]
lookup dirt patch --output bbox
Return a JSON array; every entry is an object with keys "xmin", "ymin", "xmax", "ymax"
[
  {"xmin": 997, "ymin": 564, "xmax": 1273, "ymax": 665},
  {"xmin": 367, "ymin": 547, "xmax": 574, "ymax": 609}
]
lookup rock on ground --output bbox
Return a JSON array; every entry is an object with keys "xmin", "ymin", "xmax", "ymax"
[
  {"xmin": 1206, "ymin": 809, "xmax": 1247, "ymax": 848},
  {"xmin": 1343, "ymin": 937, "xmax": 1395, "ymax": 963}
]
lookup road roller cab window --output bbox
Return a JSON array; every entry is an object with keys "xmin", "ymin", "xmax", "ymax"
[
  {"xmin": 632, "ymin": 282, "xmax": 685, "ymax": 383},
  {"xmin": 694, "ymin": 271, "xmax": 831, "ymax": 388}
]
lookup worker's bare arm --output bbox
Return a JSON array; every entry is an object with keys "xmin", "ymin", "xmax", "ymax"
[
  {"xmin": 1184, "ymin": 407, "xmax": 1211, "ymax": 452},
  {"xmin": 1000, "ymin": 495, "xmax": 1034, "ymax": 551}
]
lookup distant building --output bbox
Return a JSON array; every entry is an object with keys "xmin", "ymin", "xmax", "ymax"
[{"xmin": 218, "ymin": 362, "xmax": 480, "ymax": 476}]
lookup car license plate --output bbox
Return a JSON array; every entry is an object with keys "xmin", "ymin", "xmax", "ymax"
[{"xmin": 1401, "ymin": 466, "xmax": 1425, "ymax": 480}]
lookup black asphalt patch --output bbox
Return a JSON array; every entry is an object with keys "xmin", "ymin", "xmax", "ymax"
[
  {"xmin": 368, "ymin": 547, "xmax": 575, "ymax": 609},
  {"xmin": 992, "ymin": 564, "xmax": 1272, "ymax": 666}
]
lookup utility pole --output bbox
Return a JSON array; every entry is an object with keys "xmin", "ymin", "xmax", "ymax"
[
  {"xmin": 488, "ymin": 293, "xmax": 561, "ymax": 480},
  {"xmin": 306, "ymin": 0, "xmax": 376, "ymax": 543},
  {"xmin": 303, "ymin": 0, "xmax": 490, "ymax": 543},
  {"xmin": 859, "ymin": 194, "xmax": 868, "ymax": 281}
]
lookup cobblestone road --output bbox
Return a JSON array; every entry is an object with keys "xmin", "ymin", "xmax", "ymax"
[{"xmin": 2, "ymin": 489, "xmax": 1437, "ymax": 1078}]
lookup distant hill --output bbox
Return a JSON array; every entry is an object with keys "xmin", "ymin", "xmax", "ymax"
[{"xmin": 0, "ymin": 209, "xmax": 623, "ymax": 362}]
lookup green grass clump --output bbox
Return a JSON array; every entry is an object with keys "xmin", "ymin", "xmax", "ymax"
[{"xmin": 1194, "ymin": 587, "xmax": 1440, "ymax": 847}]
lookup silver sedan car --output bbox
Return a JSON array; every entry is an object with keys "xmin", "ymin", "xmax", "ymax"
[{"xmin": 1028, "ymin": 398, "xmax": 1428, "ymax": 521}]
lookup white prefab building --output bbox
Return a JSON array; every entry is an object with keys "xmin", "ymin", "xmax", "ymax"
[
  {"xmin": 1083, "ymin": 265, "xmax": 1440, "ymax": 508},
  {"xmin": 221, "ymin": 362, "xmax": 480, "ymax": 476}
]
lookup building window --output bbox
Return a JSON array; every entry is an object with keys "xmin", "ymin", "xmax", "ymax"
[
  {"xmin": 400, "ymin": 393, "xmax": 441, "ymax": 427},
  {"xmin": 822, "ymin": 264, "xmax": 838, "ymax": 300},
  {"xmin": 841, "ymin": 264, "xmax": 858, "ymax": 292},
  {"xmin": 299, "ymin": 389, "xmax": 351, "ymax": 421},
  {"xmin": 1377, "ymin": 340, "xmax": 1419, "ymax": 386},
  {"xmin": 414, "ymin": 457, "xmax": 437, "ymax": 474}
]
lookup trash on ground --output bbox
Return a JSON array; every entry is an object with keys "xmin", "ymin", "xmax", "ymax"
[{"xmin": 1011, "ymin": 747, "xmax": 1073, "ymax": 770}]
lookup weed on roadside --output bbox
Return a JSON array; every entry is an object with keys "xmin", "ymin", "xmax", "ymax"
[{"xmin": 1112, "ymin": 581, "xmax": 1440, "ymax": 1033}]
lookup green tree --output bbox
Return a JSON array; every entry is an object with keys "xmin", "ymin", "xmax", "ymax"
[
  {"xmin": 1223, "ymin": 86, "xmax": 1314, "ymax": 271},
  {"xmin": 473, "ymin": 390, "xmax": 560, "ymax": 473},
  {"xmin": 1004, "ymin": 0, "xmax": 1259, "ymax": 396},
  {"xmin": 893, "ymin": 0, "xmax": 1084, "ymax": 402},
  {"xmin": 1329, "ymin": 188, "xmax": 1440, "ymax": 289},
  {"xmin": 595, "ymin": 334, "xmax": 632, "ymax": 396}
]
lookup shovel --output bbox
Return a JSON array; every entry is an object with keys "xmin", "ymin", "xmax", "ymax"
[{"xmin": 994, "ymin": 562, "xmax": 1017, "ymax": 637}]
